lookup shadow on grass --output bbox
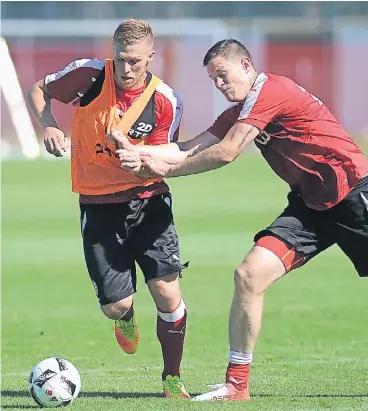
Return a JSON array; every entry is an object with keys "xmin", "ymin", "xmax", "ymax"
[
  {"xmin": 1, "ymin": 407, "xmax": 39, "ymax": 410},
  {"xmin": 1, "ymin": 390, "xmax": 368, "ymax": 404}
]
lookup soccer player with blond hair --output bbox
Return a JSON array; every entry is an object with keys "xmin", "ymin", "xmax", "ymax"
[{"xmin": 27, "ymin": 19, "xmax": 191, "ymax": 398}]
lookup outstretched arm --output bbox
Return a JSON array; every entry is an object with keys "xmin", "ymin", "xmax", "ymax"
[
  {"xmin": 111, "ymin": 133, "xmax": 187, "ymax": 166},
  {"xmin": 141, "ymin": 122, "xmax": 260, "ymax": 178},
  {"xmin": 113, "ymin": 130, "xmax": 221, "ymax": 175},
  {"xmin": 141, "ymin": 130, "xmax": 221, "ymax": 161}
]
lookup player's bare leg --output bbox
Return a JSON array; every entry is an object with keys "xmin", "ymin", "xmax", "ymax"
[
  {"xmin": 192, "ymin": 245, "xmax": 286, "ymax": 401},
  {"xmin": 148, "ymin": 273, "xmax": 190, "ymax": 399},
  {"xmin": 102, "ymin": 295, "xmax": 139, "ymax": 355}
]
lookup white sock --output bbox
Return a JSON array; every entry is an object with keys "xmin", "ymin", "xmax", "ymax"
[
  {"xmin": 229, "ymin": 350, "xmax": 253, "ymax": 365},
  {"xmin": 157, "ymin": 299, "xmax": 186, "ymax": 322}
]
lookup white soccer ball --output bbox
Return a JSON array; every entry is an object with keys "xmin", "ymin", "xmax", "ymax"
[{"xmin": 28, "ymin": 357, "xmax": 81, "ymax": 408}]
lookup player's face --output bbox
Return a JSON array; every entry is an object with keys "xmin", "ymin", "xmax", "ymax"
[
  {"xmin": 206, "ymin": 56, "xmax": 253, "ymax": 102},
  {"xmin": 113, "ymin": 38, "xmax": 155, "ymax": 90}
]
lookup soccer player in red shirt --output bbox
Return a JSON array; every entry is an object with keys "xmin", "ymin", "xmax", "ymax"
[
  {"xmin": 117, "ymin": 39, "xmax": 368, "ymax": 401},
  {"xmin": 26, "ymin": 19, "xmax": 190, "ymax": 398}
]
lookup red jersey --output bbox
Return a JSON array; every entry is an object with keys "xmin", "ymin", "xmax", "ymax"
[
  {"xmin": 208, "ymin": 72, "xmax": 368, "ymax": 210},
  {"xmin": 44, "ymin": 58, "xmax": 183, "ymax": 203}
]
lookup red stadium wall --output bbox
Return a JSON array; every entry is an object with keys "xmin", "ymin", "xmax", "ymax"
[{"xmin": 265, "ymin": 42, "xmax": 336, "ymax": 117}]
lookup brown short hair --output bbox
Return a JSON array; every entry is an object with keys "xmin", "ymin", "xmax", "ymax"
[
  {"xmin": 203, "ymin": 39, "xmax": 253, "ymax": 66},
  {"xmin": 113, "ymin": 18, "xmax": 153, "ymax": 46}
]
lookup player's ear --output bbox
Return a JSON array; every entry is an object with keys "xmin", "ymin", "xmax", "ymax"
[
  {"xmin": 148, "ymin": 49, "xmax": 155, "ymax": 62},
  {"xmin": 241, "ymin": 57, "xmax": 251, "ymax": 72}
]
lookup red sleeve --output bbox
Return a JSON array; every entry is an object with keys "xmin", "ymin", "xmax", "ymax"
[
  {"xmin": 207, "ymin": 104, "xmax": 242, "ymax": 140},
  {"xmin": 44, "ymin": 58, "xmax": 104, "ymax": 104},
  {"xmin": 149, "ymin": 84, "xmax": 183, "ymax": 145},
  {"xmin": 237, "ymin": 75, "xmax": 288, "ymax": 130}
]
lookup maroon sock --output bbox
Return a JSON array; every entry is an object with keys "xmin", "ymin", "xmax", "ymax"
[{"xmin": 157, "ymin": 309, "xmax": 187, "ymax": 380}]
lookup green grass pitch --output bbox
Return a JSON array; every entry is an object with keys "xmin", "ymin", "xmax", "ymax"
[{"xmin": 2, "ymin": 155, "xmax": 367, "ymax": 410}]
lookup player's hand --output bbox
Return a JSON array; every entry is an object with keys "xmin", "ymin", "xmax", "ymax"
[
  {"xmin": 117, "ymin": 149, "xmax": 142, "ymax": 173},
  {"xmin": 111, "ymin": 131, "xmax": 142, "ymax": 173},
  {"xmin": 43, "ymin": 127, "xmax": 69, "ymax": 157},
  {"xmin": 140, "ymin": 152, "xmax": 171, "ymax": 177}
]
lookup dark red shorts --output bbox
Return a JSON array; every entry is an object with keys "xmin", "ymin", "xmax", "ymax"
[{"xmin": 254, "ymin": 176, "xmax": 368, "ymax": 276}]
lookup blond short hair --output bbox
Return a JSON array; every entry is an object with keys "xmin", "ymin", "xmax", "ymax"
[{"xmin": 113, "ymin": 18, "xmax": 153, "ymax": 46}]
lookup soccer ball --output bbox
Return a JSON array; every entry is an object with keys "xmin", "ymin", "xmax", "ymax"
[{"xmin": 28, "ymin": 357, "xmax": 81, "ymax": 408}]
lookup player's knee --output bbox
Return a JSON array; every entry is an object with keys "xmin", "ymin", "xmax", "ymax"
[
  {"xmin": 101, "ymin": 296, "xmax": 133, "ymax": 320},
  {"xmin": 234, "ymin": 246, "xmax": 287, "ymax": 296},
  {"xmin": 148, "ymin": 272, "xmax": 181, "ymax": 312},
  {"xmin": 234, "ymin": 263, "xmax": 263, "ymax": 295}
]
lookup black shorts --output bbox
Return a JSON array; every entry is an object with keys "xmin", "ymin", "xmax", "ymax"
[
  {"xmin": 80, "ymin": 193, "xmax": 188, "ymax": 305},
  {"xmin": 254, "ymin": 175, "xmax": 368, "ymax": 277}
]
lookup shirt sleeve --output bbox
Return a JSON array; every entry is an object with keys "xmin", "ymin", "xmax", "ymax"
[
  {"xmin": 237, "ymin": 77, "xmax": 288, "ymax": 130},
  {"xmin": 44, "ymin": 58, "xmax": 104, "ymax": 104},
  {"xmin": 206, "ymin": 104, "xmax": 242, "ymax": 140},
  {"xmin": 148, "ymin": 85, "xmax": 183, "ymax": 145}
]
